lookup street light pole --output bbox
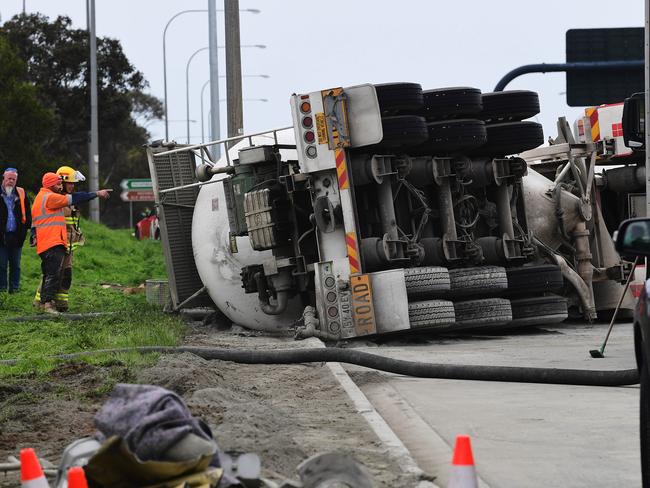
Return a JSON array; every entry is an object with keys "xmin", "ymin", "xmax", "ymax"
[
  {"xmin": 163, "ymin": 10, "xmax": 206, "ymax": 141},
  {"xmin": 162, "ymin": 7, "xmax": 260, "ymax": 141},
  {"xmin": 201, "ymin": 75, "xmax": 268, "ymax": 143},
  {"xmin": 200, "ymin": 80, "xmax": 210, "ymax": 143},
  {"xmin": 87, "ymin": 0, "xmax": 99, "ymax": 222},
  {"xmin": 208, "ymin": 0, "xmax": 221, "ymax": 157},
  {"xmin": 187, "ymin": 45, "xmax": 265, "ymax": 144},
  {"xmin": 186, "ymin": 47, "xmax": 209, "ymax": 143}
]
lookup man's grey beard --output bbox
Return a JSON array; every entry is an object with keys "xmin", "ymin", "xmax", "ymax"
[{"xmin": 4, "ymin": 185, "xmax": 14, "ymax": 196}]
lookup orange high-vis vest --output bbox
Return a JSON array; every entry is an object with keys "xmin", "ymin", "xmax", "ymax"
[
  {"xmin": 31, "ymin": 188, "xmax": 72, "ymax": 254},
  {"xmin": 15, "ymin": 187, "xmax": 26, "ymax": 224}
]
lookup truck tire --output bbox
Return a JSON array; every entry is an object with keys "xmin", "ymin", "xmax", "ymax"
[
  {"xmin": 420, "ymin": 87, "xmax": 482, "ymax": 120},
  {"xmin": 454, "ymin": 298, "xmax": 512, "ymax": 329},
  {"xmin": 509, "ymin": 295, "xmax": 568, "ymax": 327},
  {"xmin": 412, "ymin": 119, "xmax": 487, "ymax": 155},
  {"xmin": 404, "ymin": 266, "xmax": 451, "ymax": 297},
  {"xmin": 449, "ymin": 266, "xmax": 508, "ymax": 296},
  {"xmin": 480, "ymin": 90, "xmax": 540, "ymax": 122},
  {"xmin": 408, "ymin": 299, "xmax": 455, "ymax": 329},
  {"xmin": 379, "ymin": 115, "xmax": 429, "ymax": 148},
  {"xmin": 374, "ymin": 82, "xmax": 424, "ymax": 115},
  {"xmin": 473, "ymin": 121, "xmax": 544, "ymax": 156},
  {"xmin": 506, "ymin": 264, "xmax": 564, "ymax": 296}
]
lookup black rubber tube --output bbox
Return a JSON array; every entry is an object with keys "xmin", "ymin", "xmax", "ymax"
[{"xmin": 0, "ymin": 346, "xmax": 639, "ymax": 387}]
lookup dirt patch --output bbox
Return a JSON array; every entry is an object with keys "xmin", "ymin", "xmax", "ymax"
[{"xmin": 0, "ymin": 323, "xmax": 422, "ymax": 486}]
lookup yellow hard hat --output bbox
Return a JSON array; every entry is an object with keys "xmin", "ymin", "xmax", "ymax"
[{"xmin": 56, "ymin": 166, "xmax": 86, "ymax": 183}]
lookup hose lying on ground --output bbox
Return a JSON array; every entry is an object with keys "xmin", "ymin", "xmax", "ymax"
[
  {"xmin": 0, "ymin": 346, "xmax": 639, "ymax": 387},
  {"xmin": 6, "ymin": 312, "xmax": 116, "ymax": 322}
]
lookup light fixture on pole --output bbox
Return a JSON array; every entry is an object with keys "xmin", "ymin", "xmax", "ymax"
[
  {"xmin": 162, "ymin": 7, "xmax": 260, "ymax": 140},
  {"xmin": 186, "ymin": 44, "xmax": 266, "ymax": 143}
]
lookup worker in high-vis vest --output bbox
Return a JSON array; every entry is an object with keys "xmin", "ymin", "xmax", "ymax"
[
  {"xmin": 33, "ymin": 166, "xmax": 87, "ymax": 311},
  {"xmin": 32, "ymin": 172, "xmax": 111, "ymax": 313}
]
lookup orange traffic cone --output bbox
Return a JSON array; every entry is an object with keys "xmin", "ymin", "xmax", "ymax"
[
  {"xmin": 20, "ymin": 448, "xmax": 50, "ymax": 488},
  {"xmin": 67, "ymin": 467, "xmax": 88, "ymax": 488},
  {"xmin": 448, "ymin": 435, "xmax": 478, "ymax": 488}
]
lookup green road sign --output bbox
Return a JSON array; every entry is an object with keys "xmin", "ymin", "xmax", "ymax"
[{"xmin": 120, "ymin": 178, "xmax": 152, "ymax": 190}]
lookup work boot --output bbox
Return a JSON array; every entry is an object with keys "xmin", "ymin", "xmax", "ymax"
[
  {"xmin": 41, "ymin": 301, "xmax": 60, "ymax": 314},
  {"xmin": 55, "ymin": 300, "xmax": 69, "ymax": 313}
]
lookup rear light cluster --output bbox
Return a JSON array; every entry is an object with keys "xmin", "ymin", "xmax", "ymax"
[{"xmin": 299, "ymin": 95, "xmax": 317, "ymax": 159}]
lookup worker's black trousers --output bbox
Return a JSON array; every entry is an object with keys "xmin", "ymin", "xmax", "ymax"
[{"xmin": 39, "ymin": 245, "xmax": 65, "ymax": 303}]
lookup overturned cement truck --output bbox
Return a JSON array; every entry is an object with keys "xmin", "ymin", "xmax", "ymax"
[{"xmin": 146, "ymin": 83, "xmax": 639, "ymax": 339}]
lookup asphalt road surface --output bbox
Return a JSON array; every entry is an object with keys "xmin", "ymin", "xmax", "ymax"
[{"xmin": 344, "ymin": 321, "xmax": 640, "ymax": 488}]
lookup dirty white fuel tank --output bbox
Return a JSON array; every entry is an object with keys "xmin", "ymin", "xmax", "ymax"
[{"xmin": 191, "ymin": 129, "xmax": 303, "ymax": 331}]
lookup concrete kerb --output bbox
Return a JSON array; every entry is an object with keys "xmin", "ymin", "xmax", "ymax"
[{"xmin": 300, "ymin": 337, "xmax": 439, "ymax": 488}]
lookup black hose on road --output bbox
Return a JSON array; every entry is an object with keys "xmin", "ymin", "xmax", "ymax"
[{"xmin": 0, "ymin": 346, "xmax": 639, "ymax": 387}]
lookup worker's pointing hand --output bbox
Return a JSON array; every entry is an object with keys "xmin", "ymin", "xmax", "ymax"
[{"xmin": 97, "ymin": 189, "xmax": 112, "ymax": 199}]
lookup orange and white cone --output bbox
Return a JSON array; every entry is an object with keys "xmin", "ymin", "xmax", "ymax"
[
  {"xmin": 67, "ymin": 467, "xmax": 89, "ymax": 488},
  {"xmin": 448, "ymin": 435, "xmax": 478, "ymax": 488},
  {"xmin": 20, "ymin": 448, "xmax": 50, "ymax": 488}
]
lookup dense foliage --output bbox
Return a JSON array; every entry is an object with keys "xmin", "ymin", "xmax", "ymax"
[{"xmin": 0, "ymin": 13, "xmax": 162, "ymax": 225}]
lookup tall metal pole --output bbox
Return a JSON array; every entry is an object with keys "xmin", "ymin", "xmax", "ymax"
[
  {"xmin": 88, "ymin": 0, "xmax": 99, "ymax": 222},
  {"xmin": 186, "ymin": 47, "xmax": 209, "ymax": 143},
  {"xmin": 200, "ymin": 80, "xmax": 210, "ymax": 143},
  {"xmin": 225, "ymin": 0, "xmax": 243, "ymax": 146},
  {"xmin": 208, "ymin": 0, "xmax": 221, "ymax": 158},
  {"xmin": 163, "ymin": 10, "xmax": 207, "ymax": 141}
]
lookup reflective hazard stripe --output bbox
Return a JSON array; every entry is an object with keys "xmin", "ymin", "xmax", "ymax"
[
  {"xmin": 35, "ymin": 221, "xmax": 66, "ymax": 229},
  {"xmin": 346, "ymin": 232, "xmax": 361, "ymax": 275},
  {"xmin": 16, "ymin": 187, "xmax": 27, "ymax": 224},
  {"xmin": 585, "ymin": 107, "xmax": 600, "ymax": 142},
  {"xmin": 33, "ymin": 194, "xmax": 67, "ymax": 224}
]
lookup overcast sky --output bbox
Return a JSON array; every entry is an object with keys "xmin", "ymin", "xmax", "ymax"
[{"xmin": 0, "ymin": 0, "xmax": 644, "ymax": 146}]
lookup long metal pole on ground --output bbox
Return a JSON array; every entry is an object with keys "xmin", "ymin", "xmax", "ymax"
[
  {"xmin": 208, "ymin": 0, "xmax": 221, "ymax": 158},
  {"xmin": 225, "ymin": 0, "xmax": 243, "ymax": 147},
  {"xmin": 88, "ymin": 0, "xmax": 99, "ymax": 222}
]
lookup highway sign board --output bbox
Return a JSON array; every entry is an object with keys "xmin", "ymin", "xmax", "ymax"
[
  {"xmin": 120, "ymin": 178, "xmax": 153, "ymax": 190},
  {"xmin": 120, "ymin": 190, "xmax": 155, "ymax": 202}
]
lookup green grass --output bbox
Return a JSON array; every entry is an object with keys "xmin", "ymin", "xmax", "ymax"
[{"xmin": 0, "ymin": 218, "xmax": 186, "ymax": 377}]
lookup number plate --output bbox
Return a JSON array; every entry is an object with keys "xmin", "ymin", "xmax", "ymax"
[{"xmin": 351, "ymin": 275, "xmax": 376, "ymax": 335}]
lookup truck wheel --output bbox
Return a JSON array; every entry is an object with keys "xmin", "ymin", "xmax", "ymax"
[
  {"xmin": 374, "ymin": 82, "xmax": 424, "ymax": 115},
  {"xmin": 473, "ymin": 121, "xmax": 544, "ymax": 156},
  {"xmin": 480, "ymin": 90, "xmax": 540, "ymax": 122},
  {"xmin": 404, "ymin": 266, "xmax": 451, "ymax": 297},
  {"xmin": 509, "ymin": 295, "xmax": 568, "ymax": 327},
  {"xmin": 454, "ymin": 298, "xmax": 512, "ymax": 330},
  {"xmin": 420, "ymin": 87, "xmax": 482, "ymax": 120},
  {"xmin": 408, "ymin": 299, "xmax": 455, "ymax": 329},
  {"xmin": 379, "ymin": 115, "xmax": 429, "ymax": 148},
  {"xmin": 449, "ymin": 266, "xmax": 508, "ymax": 297},
  {"xmin": 412, "ymin": 119, "xmax": 487, "ymax": 155},
  {"xmin": 506, "ymin": 264, "xmax": 564, "ymax": 296}
]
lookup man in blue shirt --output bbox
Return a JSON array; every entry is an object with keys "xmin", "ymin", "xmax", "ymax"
[{"xmin": 0, "ymin": 167, "xmax": 32, "ymax": 293}]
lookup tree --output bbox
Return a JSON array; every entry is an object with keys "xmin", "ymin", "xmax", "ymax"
[
  {"xmin": 0, "ymin": 35, "xmax": 55, "ymax": 187},
  {"xmin": 1, "ymin": 13, "xmax": 162, "ymax": 225}
]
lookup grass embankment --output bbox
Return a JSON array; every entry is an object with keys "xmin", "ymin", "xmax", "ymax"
[{"xmin": 0, "ymin": 219, "xmax": 185, "ymax": 377}]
